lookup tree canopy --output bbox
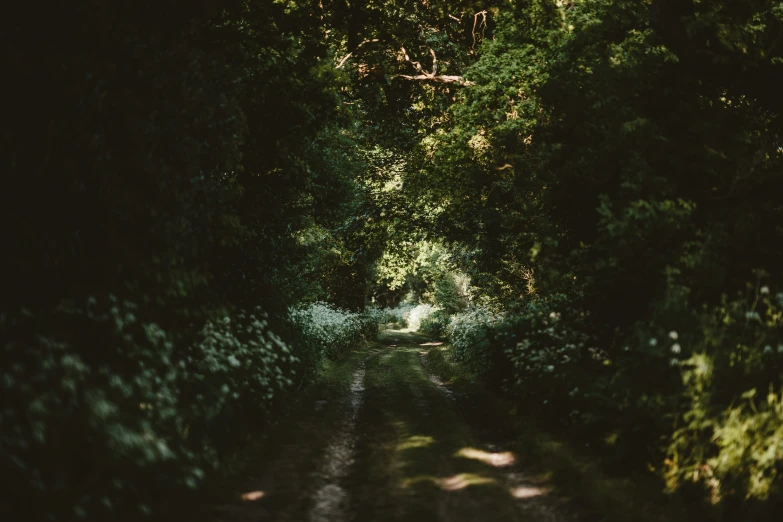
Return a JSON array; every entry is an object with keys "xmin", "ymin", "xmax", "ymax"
[{"xmin": 2, "ymin": 1, "xmax": 783, "ymax": 520}]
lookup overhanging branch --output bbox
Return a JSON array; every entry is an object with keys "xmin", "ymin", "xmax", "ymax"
[
  {"xmin": 397, "ymin": 74, "xmax": 471, "ymax": 84},
  {"xmin": 335, "ymin": 38, "xmax": 380, "ymax": 69},
  {"xmin": 398, "ymin": 46, "xmax": 473, "ymax": 85}
]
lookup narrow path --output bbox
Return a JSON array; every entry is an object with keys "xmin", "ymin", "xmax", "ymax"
[
  {"xmin": 350, "ymin": 329, "xmax": 580, "ymax": 522},
  {"xmin": 208, "ymin": 329, "xmax": 588, "ymax": 522},
  {"xmin": 308, "ymin": 360, "xmax": 366, "ymax": 522}
]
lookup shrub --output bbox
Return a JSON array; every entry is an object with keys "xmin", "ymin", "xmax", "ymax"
[
  {"xmin": 498, "ymin": 295, "xmax": 603, "ymax": 429},
  {"xmin": 663, "ymin": 280, "xmax": 783, "ymax": 507},
  {"xmin": 446, "ymin": 296, "xmax": 609, "ymax": 436},
  {"xmin": 179, "ymin": 308, "xmax": 299, "ymax": 453},
  {"xmin": 0, "ymin": 297, "xmax": 380, "ymax": 521},
  {"xmin": 446, "ymin": 306, "xmax": 505, "ymax": 377},
  {"xmin": 407, "ymin": 303, "xmax": 439, "ymax": 332},
  {"xmin": 433, "ymin": 273, "xmax": 468, "ymax": 314},
  {"xmin": 289, "ymin": 302, "xmax": 377, "ymax": 379},
  {"xmin": 0, "ymin": 298, "xmax": 296, "ymax": 521},
  {"xmin": 418, "ymin": 309, "xmax": 452, "ymax": 338},
  {"xmin": 366, "ymin": 302, "xmax": 416, "ymax": 328}
]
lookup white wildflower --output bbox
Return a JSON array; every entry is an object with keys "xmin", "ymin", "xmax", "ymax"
[
  {"xmin": 763, "ymin": 345, "xmax": 773, "ymax": 354},
  {"xmin": 670, "ymin": 343, "xmax": 681, "ymax": 354},
  {"xmin": 669, "ymin": 330, "xmax": 678, "ymax": 340},
  {"xmin": 649, "ymin": 338, "xmax": 658, "ymax": 347},
  {"xmin": 760, "ymin": 286, "xmax": 770, "ymax": 295},
  {"xmin": 669, "ymin": 358, "xmax": 679, "ymax": 367}
]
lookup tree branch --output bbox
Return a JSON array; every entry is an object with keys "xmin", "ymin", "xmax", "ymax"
[
  {"xmin": 400, "ymin": 46, "xmax": 426, "ymax": 75},
  {"xmin": 397, "ymin": 74, "xmax": 472, "ymax": 84},
  {"xmin": 472, "ymin": 10, "xmax": 487, "ymax": 49},
  {"xmin": 398, "ymin": 47, "xmax": 473, "ymax": 85},
  {"xmin": 335, "ymin": 38, "xmax": 380, "ymax": 69}
]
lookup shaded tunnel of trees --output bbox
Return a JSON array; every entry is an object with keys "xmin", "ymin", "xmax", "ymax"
[{"xmin": 2, "ymin": 1, "xmax": 783, "ymax": 520}]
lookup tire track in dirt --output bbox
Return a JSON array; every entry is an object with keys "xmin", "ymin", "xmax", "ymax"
[{"xmin": 306, "ymin": 357, "xmax": 369, "ymax": 522}]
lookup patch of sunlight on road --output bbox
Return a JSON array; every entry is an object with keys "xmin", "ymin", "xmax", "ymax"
[
  {"xmin": 419, "ymin": 341, "xmax": 444, "ymax": 346},
  {"xmin": 510, "ymin": 485, "xmax": 551, "ymax": 499},
  {"xmin": 438, "ymin": 473, "xmax": 496, "ymax": 491},
  {"xmin": 397, "ymin": 435, "xmax": 435, "ymax": 451},
  {"xmin": 403, "ymin": 473, "xmax": 496, "ymax": 491},
  {"xmin": 240, "ymin": 490, "xmax": 265, "ymax": 501},
  {"xmin": 456, "ymin": 447, "xmax": 516, "ymax": 467}
]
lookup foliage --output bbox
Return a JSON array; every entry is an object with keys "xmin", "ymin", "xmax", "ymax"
[
  {"xmin": 0, "ymin": 300, "xmax": 294, "ymax": 520},
  {"xmin": 0, "ymin": 296, "xmax": 375, "ymax": 521},
  {"xmin": 5, "ymin": 0, "xmax": 783, "ymax": 518},
  {"xmin": 406, "ymin": 303, "xmax": 439, "ymax": 332},
  {"xmin": 0, "ymin": 2, "xmax": 387, "ymax": 518},
  {"xmin": 367, "ymin": 302, "xmax": 416, "ymax": 328},
  {"xmin": 404, "ymin": 1, "xmax": 783, "ymax": 515},
  {"xmin": 446, "ymin": 306, "xmax": 505, "ymax": 377},
  {"xmin": 289, "ymin": 302, "xmax": 378, "ymax": 380},
  {"xmin": 663, "ymin": 281, "xmax": 783, "ymax": 508},
  {"xmin": 368, "ymin": 301, "xmax": 444, "ymax": 334},
  {"xmin": 418, "ymin": 309, "xmax": 453, "ymax": 338}
]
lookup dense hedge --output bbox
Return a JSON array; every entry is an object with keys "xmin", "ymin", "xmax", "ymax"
[
  {"xmin": 0, "ymin": 300, "xmax": 374, "ymax": 521},
  {"xmin": 404, "ymin": 1, "xmax": 783, "ymax": 517},
  {"xmin": 437, "ymin": 284, "xmax": 783, "ymax": 518},
  {"xmin": 290, "ymin": 302, "xmax": 379, "ymax": 380},
  {"xmin": 0, "ymin": 2, "xmax": 381, "ymax": 519}
]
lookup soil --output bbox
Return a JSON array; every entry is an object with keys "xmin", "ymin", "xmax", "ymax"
[{"xmin": 206, "ymin": 329, "xmax": 588, "ymax": 522}]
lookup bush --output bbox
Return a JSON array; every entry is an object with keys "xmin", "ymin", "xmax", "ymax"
[
  {"xmin": 179, "ymin": 308, "xmax": 299, "ymax": 453},
  {"xmin": 366, "ymin": 303, "xmax": 416, "ymax": 328},
  {"xmin": 662, "ymin": 281, "xmax": 783, "ymax": 508},
  {"xmin": 0, "ymin": 298, "xmax": 295, "ymax": 521},
  {"xmin": 433, "ymin": 273, "xmax": 468, "ymax": 314},
  {"xmin": 498, "ymin": 295, "xmax": 604, "ymax": 430},
  {"xmin": 452, "ymin": 278, "xmax": 783, "ymax": 512},
  {"xmin": 289, "ymin": 302, "xmax": 377, "ymax": 379},
  {"xmin": 446, "ymin": 306, "xmax": 505, "ymax": 377},
  {"xmin": 445, "ymin": 295, "xmax": 612, "ymax": 439},
  {"xmin": 0, "ymin": 298, "xmax": 379, "ymax": 521},
  {"xmin": 407, "ymin": 303, "xmax": 439, "ymax": 332},
  {"xmin": 418, "ymin": 309, "xmax": 452, "ymax": 338}
]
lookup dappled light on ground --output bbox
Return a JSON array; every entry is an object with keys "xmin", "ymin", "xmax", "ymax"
[
  {"xmin": 240, "ymin": 490, "xmax": 265, "ymax": 501},
  {"xmin": 438, "ymin": 473, "xmax": 496, "ymax": 491},
  {"xmin": 457, "ymin": 447, "xmax": 516, "ymax": 467},
  {"xmin": 397, "ymin": 434, "xmax": 435, "ymax": 450},
  {"xmin": 402, "ymin": 473, "xmax": 496, "ymax": 491},
  {"xmin": 209, "ymin": 332, "xmax": 580, "ymax": 522},
  {"xmin": 419, "ymin": 341, "xmax": 444, "ymax": 346},
  {"xmin": 510, "ymin": 485, "xmax": 551, "ymax": 499}
]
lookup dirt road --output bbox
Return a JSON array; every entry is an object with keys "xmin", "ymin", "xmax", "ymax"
[{"xmin": 208, "ymin": 329, "xmax": 586, "ymax": 522}]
